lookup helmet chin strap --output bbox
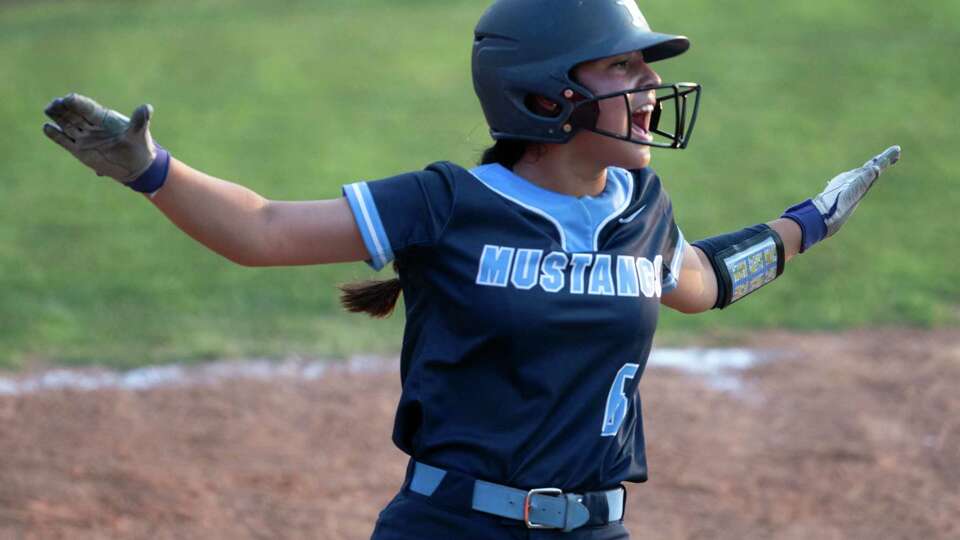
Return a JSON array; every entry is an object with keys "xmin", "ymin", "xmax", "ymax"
[{"xmin": 565, "ymin": 82, "xmax": 701, "ymax": 149}]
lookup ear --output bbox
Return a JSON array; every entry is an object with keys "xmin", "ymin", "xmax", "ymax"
[
  {"xmin": 526, "ymin": 95, "xmax": 561, "ymax": 117},
  {"xmin": 533, "ymin": 95, "xmax": 559, "ymax": 112}
]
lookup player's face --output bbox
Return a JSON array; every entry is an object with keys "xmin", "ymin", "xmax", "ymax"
[{"xmin": 571, "ymin": 51, "xmax": 661, "ymax": 170}]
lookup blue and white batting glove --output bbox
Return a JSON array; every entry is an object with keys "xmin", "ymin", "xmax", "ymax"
[
  {"xmin": 782, "ymin": 145, "xmax": 901, "ymax": 252},
  {"xmin": 43, "ymin": 93, "xmax": 170, "ymax": 196}
]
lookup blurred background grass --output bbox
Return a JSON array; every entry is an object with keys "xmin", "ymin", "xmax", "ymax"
[{"xmin": 1, "ymin": 0, "xmax": 957, "ymax": 369}]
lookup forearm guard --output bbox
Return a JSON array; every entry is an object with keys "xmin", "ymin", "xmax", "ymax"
[{"xmin": 691, "ymin": 224, "xmax": 785, "ymax": 309}]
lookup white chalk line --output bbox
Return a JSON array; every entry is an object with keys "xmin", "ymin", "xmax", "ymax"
[{"xmin": 0, "ymin": 349, "xmax": 769, "ymax": 397}]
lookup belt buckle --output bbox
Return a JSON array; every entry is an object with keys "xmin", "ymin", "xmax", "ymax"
[{"xmin": 523, "ymin": 487, "xmax": 563, "ymax": 529}]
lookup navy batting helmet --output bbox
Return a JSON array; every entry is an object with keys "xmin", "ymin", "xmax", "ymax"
[{"xmin": 472, "ymin": 0, "xmax": 701, "ymax": 148}]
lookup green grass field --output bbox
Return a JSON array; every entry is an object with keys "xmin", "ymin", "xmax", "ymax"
[{"xmin": 1, "ymin": 0, "xmax": 958, "ymax": 369}]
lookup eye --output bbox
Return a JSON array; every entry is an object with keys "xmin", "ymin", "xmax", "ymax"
[{"xmin": 611, "ymin": 59, "xmax": 630, "ymax": 70}]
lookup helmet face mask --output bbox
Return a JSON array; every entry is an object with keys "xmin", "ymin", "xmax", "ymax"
[
  {"xmin": 472, "ymin": 0, "xmax": 701, "ymax": 149},
  {"xmin": 568, "ymin": 82, "xmax": 702, "ymax": 149}
]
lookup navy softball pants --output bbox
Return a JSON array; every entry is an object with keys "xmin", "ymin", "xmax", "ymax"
[{"xmin": 370, "ymin": 461, "xmax": 631, "ymax": 539}]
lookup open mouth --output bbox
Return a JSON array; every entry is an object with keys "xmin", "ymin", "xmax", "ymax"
[{"xmin": 630, "ymin": 103, "xmax": 654, "ymax": 142}]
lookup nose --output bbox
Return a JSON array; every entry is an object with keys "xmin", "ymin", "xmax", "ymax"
[{"xmin": 638, "ymin": 59, "xmax": 662, "ymax": 88}]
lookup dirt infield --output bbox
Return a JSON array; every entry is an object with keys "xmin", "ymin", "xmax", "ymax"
[{"xmin": 1, "ymin": 329, "xmax": 958, "ymax": 539}]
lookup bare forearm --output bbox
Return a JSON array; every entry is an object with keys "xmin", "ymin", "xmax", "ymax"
[
  {"xmin": 767, "ymin": 217, "xmax": 801, "ymax": 263},
  {"xmin": 143, "ymin": 158, "xmax": 268, "ymax": 265}
]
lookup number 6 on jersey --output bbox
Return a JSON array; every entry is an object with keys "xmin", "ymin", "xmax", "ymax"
[{"xmin": 601, "ymin": 363, "xmax": 640, "ymax": 437}]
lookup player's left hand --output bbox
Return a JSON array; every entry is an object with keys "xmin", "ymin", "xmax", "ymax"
[
  {"xmin": 813, "ymin": 145, "xmax": 901, "ymax": 238},
  {"xmin": 782, "ymin": 145, "xmax": 901, "ymax": 252}
]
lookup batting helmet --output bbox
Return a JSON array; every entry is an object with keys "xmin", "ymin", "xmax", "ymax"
[{"xmin": 472, "ymin": 0, "xmax": 701, "ymax": 148}]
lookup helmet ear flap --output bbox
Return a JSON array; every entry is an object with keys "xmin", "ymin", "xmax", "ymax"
[{"xmin": 568, "ymin": 100, "xmax": 600, "ymax": 132}]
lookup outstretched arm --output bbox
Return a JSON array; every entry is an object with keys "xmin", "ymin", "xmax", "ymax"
[
  {"xmin": 43, "ymin": 93, "xmax": 368, "ymax": 267},
  {"xmin": 148, "ymin": 159, "xmax": 367, "ymax": 266},
  {"xmin": 663, "ymin": 146, "xmax": 900, "ymax": 314}
]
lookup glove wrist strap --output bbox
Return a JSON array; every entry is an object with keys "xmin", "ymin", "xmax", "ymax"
[
  {"xmin": 781, "ymin": 199, "xmax": 826, "ymax": 253},
  {"xmin": 126, "ymin": 146, "xmax": 171, "ymax": 198}
]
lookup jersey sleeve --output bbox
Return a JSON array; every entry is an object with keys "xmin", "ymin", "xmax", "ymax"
[
  {"xmin": 341, "ymin": 165, "xmax": 455, "ymax": 271},
  {"xmin": 660, "ymin": 216, "xmax": 687, "ymax": 293},
  {"xmin": 651, "ymin": 175, "xmax": 687, "ymax": 294}
]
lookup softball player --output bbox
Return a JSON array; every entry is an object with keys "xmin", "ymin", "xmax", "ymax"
[{"xmin": 42, "ymin": 0, "xmax": 900, "ymax": 537}]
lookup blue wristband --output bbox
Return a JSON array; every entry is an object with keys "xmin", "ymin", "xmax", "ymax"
[
  {"xmin": 781, "ymin": 199, "xmax": 826, "ymax": 253},
  {"xmin": 126, "ymin": 146, "xmax": 171, "ymax": 196}
]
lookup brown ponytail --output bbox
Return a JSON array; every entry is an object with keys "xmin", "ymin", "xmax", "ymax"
[
  {"xmin": 338, "ymin": 139, "xmax": 533, "ymax": 318},
  {"xmin": 337, "ymin": 259, "xmax": 404, "ymax": 318}
]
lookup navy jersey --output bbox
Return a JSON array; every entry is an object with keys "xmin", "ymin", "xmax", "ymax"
[{"xmin": 342, "ymin": 162, "xmax": 686, "ymax": 492}]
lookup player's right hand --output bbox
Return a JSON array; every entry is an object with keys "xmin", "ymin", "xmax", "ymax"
[{"xmin": 43, "ymin": 93, "xmax": 160, "ymax": 184}]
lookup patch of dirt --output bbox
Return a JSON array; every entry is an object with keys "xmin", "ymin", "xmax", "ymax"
[{"xmin": 1, "ymin": 329, "xmax": 957, "ymax": 539}]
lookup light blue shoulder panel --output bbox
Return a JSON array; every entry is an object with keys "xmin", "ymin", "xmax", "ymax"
[{"xmin": 468, "ymin": 164, "xmax": 633, "ymax": 253}]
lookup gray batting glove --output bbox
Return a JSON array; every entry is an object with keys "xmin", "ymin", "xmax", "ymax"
[
  {"xmin": 43, "ymin": 93, "xmax": 158, "ymax": 184},
  {"xmin": 782, "ymin": 145, "xmax": 901, "ymax": 252},
  {"xmin": 813, "ymin": 145, "xmax": 901, "ymax": 237}
]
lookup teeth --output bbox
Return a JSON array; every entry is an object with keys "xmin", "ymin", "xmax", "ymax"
[{"xmin": 634, "ymin": 104, "xmax": 654, "ymax": 114}]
